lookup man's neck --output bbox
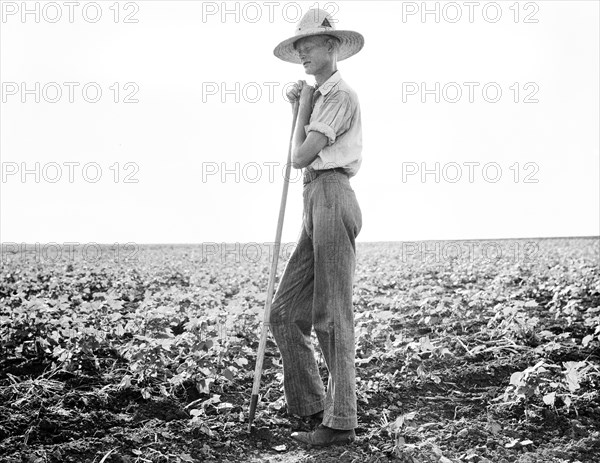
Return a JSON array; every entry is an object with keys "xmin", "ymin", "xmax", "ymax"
[{"xmin": 314, "ymin": 66, "xmax": 338, "ymax": 87}]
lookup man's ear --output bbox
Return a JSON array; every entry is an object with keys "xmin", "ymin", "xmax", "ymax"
[
  {"xmin": 326, "ymin": 38, "xmax": 336, "ymax": 53},
  {"xmin": 326, "ymin": 37, "xmax": 340, "ymax": 55}
]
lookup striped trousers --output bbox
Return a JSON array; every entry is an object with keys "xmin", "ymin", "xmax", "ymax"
[{"xmin": 269, "ymin": 169, "xmax": 362, "ymax": 430}]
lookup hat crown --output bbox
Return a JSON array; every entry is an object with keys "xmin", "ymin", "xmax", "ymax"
[{"xmin": 295, "ymin": 8, "xmax": 336, "ymax": 36}]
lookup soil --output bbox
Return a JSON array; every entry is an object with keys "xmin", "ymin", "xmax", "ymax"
[{"xmin": 1, "ymin": 238, "xmax": 599, "ymax": 462}]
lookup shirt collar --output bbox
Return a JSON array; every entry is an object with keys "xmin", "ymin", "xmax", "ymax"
[{"xmin": 314, "ymin": 70, "xmax": 342, "ymax": 96}]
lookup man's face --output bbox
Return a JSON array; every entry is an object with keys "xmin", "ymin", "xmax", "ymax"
[{"xmin": 294, "ymin": 35, "xmax": 334, "ymax": 75}]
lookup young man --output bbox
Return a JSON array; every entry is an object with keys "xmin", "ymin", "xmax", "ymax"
[{"xmin": 270, "ymin": 8, "xmax": 364, "ymax": 447}]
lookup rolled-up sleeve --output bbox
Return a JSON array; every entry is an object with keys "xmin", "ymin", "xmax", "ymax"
[{"xmin": 304, "ymin": 91, "xmax": 353, "ymax": 146}]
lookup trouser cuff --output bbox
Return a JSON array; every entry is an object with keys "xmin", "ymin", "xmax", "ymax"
[
  {"xmin": 322, "ymin": 414, "xmax": 358, "ymax": 430},
  {"xmin": 286, "ymin": 397, "xmax": 325, "ymax": 417}
]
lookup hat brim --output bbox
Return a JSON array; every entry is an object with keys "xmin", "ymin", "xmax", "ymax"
[{"xmin": 273, "ymin": 30, "xmax": 364, "ymax": 64}]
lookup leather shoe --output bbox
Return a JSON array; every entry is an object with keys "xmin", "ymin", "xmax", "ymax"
[{"xmin": 291, "ymin": 424, "xmax": 356, "ymax": 447}]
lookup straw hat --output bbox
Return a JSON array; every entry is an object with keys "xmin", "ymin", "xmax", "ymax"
[{"xmin": 273, "ymin": 8, "xmax": 364, "ymax": 64}]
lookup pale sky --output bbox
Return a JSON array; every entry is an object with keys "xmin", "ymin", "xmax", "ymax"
[{"xmin": 1, "ymin": 1, "xmax": 598, "ymax": 245}]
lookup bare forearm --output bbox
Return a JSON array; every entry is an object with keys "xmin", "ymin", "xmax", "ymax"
[
  {"xmin": 293, "ymin": 102, "xmax": 312, "ymax": 154},
  {"xmin": 291, "ymin": 102, "xmax": 314, "ymax": 168}
]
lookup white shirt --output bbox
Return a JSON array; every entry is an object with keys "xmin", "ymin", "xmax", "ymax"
[{"xmin": 304, "ymin": 71, "xmax": 363, "ymax": 178}]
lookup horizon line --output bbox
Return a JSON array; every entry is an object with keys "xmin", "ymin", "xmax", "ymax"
[{"xmin": 2, "ymin": 235, "xmax": 599, "ymax": 247}]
